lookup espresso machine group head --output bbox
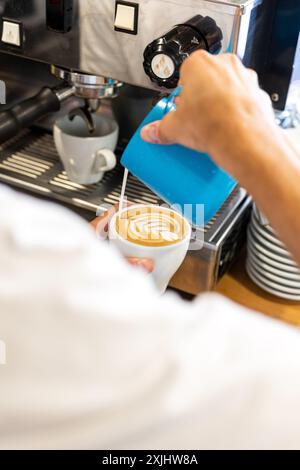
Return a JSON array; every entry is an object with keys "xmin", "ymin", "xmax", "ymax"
[
  {"xmin": 0, "ymin": 62, "xmax": 123, "ymax": 143},
  {"xmin": 50, "ymin": 66, "xmax": 123, "ymax": 133}
]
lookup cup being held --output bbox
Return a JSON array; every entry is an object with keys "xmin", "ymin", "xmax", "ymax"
[
  {"xmin": 109, "ymin": 204, "xmax": 191, "ymax": 294},
  {"xmin": 54, "ymin": 114, "xmax": 119, "ymax": 185}
]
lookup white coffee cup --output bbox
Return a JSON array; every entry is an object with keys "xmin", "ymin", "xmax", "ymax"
[
  {"xmin": 54, "ymin": 114, "xmax": 119, "ymax": 185},
  {"xmin": 109, "ymin": 205, "xmax": 191, "ymax": 294}
]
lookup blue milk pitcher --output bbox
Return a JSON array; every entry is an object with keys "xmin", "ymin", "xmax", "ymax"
[{"xmin": 121, "ymin": 88, "xmax": 236, "ymax": 226}]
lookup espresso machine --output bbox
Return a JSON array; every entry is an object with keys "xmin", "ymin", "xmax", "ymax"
[{"xmin": 0, "ymin": 0, "xmax": 298, "ymax": 294}]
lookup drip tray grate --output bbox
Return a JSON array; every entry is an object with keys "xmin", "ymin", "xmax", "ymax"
[
  {"xmin": 0, "ymin": 129, "xmax": 246, "ymax": 237},
  {"xmin": 0, "ymin": 128, "xmax": 160, "ymax": 213}
]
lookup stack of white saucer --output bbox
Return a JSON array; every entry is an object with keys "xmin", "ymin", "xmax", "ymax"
[{"xmin": 247, "ymin": 205, "xmax": 300, "ymax": 301}]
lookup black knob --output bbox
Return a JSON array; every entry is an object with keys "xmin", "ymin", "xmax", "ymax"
[{"xmin": 143, "ymin": 15, "xmax": 223, "ymax": 89}]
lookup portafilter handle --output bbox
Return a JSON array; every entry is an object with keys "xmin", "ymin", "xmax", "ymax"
[{"xmin": 0, "ymin": 85, "xmax": 75, "ymax": 145}]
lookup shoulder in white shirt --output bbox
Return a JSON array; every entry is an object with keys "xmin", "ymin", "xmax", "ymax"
[{"xmin": 0, "ymin": 183, "xmax": 300, "ymax": 450}]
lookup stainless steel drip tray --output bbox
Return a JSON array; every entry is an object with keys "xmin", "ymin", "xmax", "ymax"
[
  {"xmin": 0, "ymin": 128, "xmax": 160, "ymax": 213},
  {"xmin": 0, "ymin": 128, "xmax": 251, "ymax": 294}
]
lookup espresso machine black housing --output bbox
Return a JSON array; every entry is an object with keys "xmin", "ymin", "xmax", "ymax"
[
  {"xmin": 247, "ymin": 0, "xmax": 300, "ymax": 110},
  {"xmin": 0, "ymin": 0, "xmax": 298, "ymax": 294}
]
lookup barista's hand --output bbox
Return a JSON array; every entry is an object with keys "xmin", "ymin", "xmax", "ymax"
[
  {"xmin": 141, "ymin": 51, "xmax": 300, "ymax": 267},
  {"xmin": 141, "ymin": 51, "xmax": 278, "ymax": 180},
  {"xmin": 90, "ymin": 206, "xmax": 154, "ymax": 274}
]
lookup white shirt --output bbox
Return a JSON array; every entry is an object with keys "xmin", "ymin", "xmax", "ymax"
[{"xmin": 1, "ymin": 183, "xmax": 300, "ymax": 450}]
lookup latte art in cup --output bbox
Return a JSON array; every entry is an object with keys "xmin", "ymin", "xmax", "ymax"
[
  {"xmin": 116, "ymin": 206, "xmax": 188, "ymax": 247},
  {"xmin": 110, "ymin": 204, "xmax": 191, "ymax": 292}
]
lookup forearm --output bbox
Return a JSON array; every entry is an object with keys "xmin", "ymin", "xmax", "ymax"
[
  {"xmin": 214, "ymin": 124, "xmax": 300, "ymax": 265},
  {"xmin": 140, "ymin": 52, "xmax": 300, "ymax": 262}
]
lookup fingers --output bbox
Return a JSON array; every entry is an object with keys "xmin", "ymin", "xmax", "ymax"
[
  {"xmin": 259, "ymin": 90, "xmax": 274, "ymax": 119},
  {"xmin": 91, "ymin": 209, "xmax": 154, "ymax": 274},
  {"xmin": 248, "ymin": 68, "xmax": 259, "ymax": 84},
  {"xmin": 91, "ymin": 209, "xmax": 116, "ymax": 240},
  {"xmin": 159, "ymin": 111, "xmax": 181, "ymax": 144},
  {"xmin": 91, "ymin": 198, "xmax": 135, "ymax": 243},
  {"xmin": 91, "ymin": 202, "xmax": 132, "ymax": 239},
  {"xmin": 127, "ymin": 258, "xmax": 154, "ymax": 273},
  {"xmin": 141, "ymin": 111, "xmax": 180, "ymax": 146},
  {"xmin": 181, "ymin": 49, "xmax": 212, "ymax": 74},
  {"xmin": 141, "ymin": 51, "xmax": 264, "ymax": 153}
]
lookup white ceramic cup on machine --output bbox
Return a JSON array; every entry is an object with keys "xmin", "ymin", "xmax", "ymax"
[
  {"xmin": 109, "ymin": 204, "xmax": 192, "ymax": 294},
  {"xmin": 54, "ymin": 114, "xmax": 118, "ymax": 185}
]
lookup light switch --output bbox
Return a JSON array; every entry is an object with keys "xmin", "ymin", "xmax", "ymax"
[
  {"xmin": 2, "ymin": 21, "xmax": 22, "ymax": 46},
  {"xmin": 114, "ymin": 2, "xmax": 139, "ymax": 35}
]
